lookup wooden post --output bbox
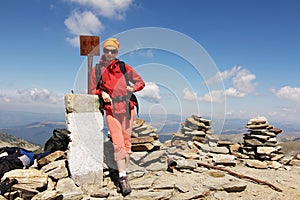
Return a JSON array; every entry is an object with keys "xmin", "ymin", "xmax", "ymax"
[
  {"xmin": 87, "ymin": 54, "xmax": 93, "ymax": 94},
  {"xmin": 80, "ymin": 35, "xmax": 100, "ymax": 94}
]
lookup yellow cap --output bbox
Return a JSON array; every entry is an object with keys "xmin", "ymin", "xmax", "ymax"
[{"xmin": 103, "ymin": 38, "xmax": 120, "ymax": 50}]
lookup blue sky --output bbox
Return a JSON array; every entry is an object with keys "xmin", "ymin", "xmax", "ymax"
[{"xmin": 0, "ymin": 0, "xmax": 299, "ymax": 125}]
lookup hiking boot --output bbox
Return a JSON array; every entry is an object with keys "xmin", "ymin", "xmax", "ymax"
[
  {"xmin": 109, "ymin": 168, "xmax": 121, "ymax": 193},
  {"xmin": 115, "ymin": 181, "xmax": 121, "ymax": 193},
  {"xmin": 119, "ymin": 176, "xmax": 131, "ymax": 196}
]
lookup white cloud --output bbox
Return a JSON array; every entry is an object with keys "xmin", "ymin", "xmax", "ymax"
[
  {"xmin": 136, "ymin": 82, "xmax": 160, "ymax": 103},
  {"xmin": 64, "ymin": 11, "xmax": 104, "ymax": 47},
  {"xmin": 65, "ymin": 11, "xmax": 103, "ymax": 35},
  {"xmin": 64, "ymin": 0, "xmax": 133, "ymax": 46},
  {"xmin": 183, "ymin": 88, "xmax": 226, "ymax": 103},
  {"xmin": 203, "ymin": 66, "xmax": 257, "ymax": 101},
  {"xmin": 66, "ymin": 0, "xmax": 132, "ymax": 19},
  {"xmin": 201, "ymin": 90, "xmax": 225, "ymax": 103},
  {"xmin": 0, "ymin": 95, "xmax": 12, "ymax": 103},
  {"xmin": 183, "ymin": 87, "xmax": 198, "ymax": 101},
  {"xmin": 232, "ymin": 68, "xmax": 256, "ymax": 94},
  {"xmin": 66, "ymin": 37, "xmax": 80, "ymax": 47},
  {"xmin": 201, "ymin": 87, "xmax": 245, "ymax": 103},
  {"xmin": 0, "ymin": 88, "xmax": 64, "ymax": 113},
  {"xmin": 205, "ymin": 65, "xmax": 241, "ymax": 85},
  {"xmin": 225, "ymin": 87, "xmax": 246, "ymax": 97},
  {"xmin": 271, "ymin": 86, "xmax": 300, "ymax": 103},
  {"xmin": 17, "ymin": 88, "xmax": 63, "ymax": 104}
]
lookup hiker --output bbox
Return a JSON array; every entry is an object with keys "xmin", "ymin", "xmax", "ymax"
[{"xmin": 89, "ymin": 38, "xmax": 145, "ymax": 196}]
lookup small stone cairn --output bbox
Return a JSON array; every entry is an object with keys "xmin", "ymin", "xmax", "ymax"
[
  {"xmin": 181, "ymin": 115, "xmax": 214, "ymax": 141},
  {"xmin": 238, "ymin": 116, "xmax": 284, "ymax": 161},
  {"xmin": 131, "ymin": 118, "xmax": 162, "ymax": 152},
  {"xmin": 180, "ymin": 115, "xmax": 226, "ymax": 150}
]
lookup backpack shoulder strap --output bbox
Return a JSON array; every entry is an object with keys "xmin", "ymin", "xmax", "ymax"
[
  {"xmin": 118, "ymin": 60, "xmax": 140, "ymax": 117},
  {"xmin": 118, "ymin": 61, "xmax": 129, "ymax": 85}
]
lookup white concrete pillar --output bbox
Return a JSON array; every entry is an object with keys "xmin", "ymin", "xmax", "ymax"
[{"xmin": 64, "ymin": 94, "xmax": 103, "ymax": 192}]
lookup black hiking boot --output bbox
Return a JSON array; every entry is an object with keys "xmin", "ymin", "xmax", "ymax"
[
  {"xmin": 109, "ymin": 169, "xmax": 121, "ymax": 193},
  {"xmin": 115, "ymin": 180, "xmax": 121, "ymax": 193},
  {"xmin": 119, "ymin": 176, "xmax": 131, "ymax": 196}
]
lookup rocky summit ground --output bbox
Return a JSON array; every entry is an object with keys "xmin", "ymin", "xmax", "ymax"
[
  {"xmin": 1, "ymin": 115, "xmax": 300, "ymax": 199},
  {"xmin": 2, "ymin": 142, "xmax": 300, "ymax": 200},
  {"xmin": 104, "ymin": 146, "xmax": 300, "ymax": 200}
]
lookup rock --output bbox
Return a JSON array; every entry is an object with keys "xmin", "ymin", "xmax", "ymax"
[
  {"xmin": 223, "ymin": 182, "xmax": 247, "ymax": 192},
  {"xmin": 41, "ymin": 159, "xmax": 69, "ymax": 180},
  {"xmin": 246, "ymin": 159, "xmax": 268, "ymax": 169},
  {"xmin": 217, "ymin": 141, "xmax": 235, "ymax": 146},
  {"xmin": 268, "ymin": 128, "xmax": 282, "ymax": 134},
  {"xmin": 212, "ymin": 154, "xmax": 237, "ymax": 166},
  {"xmin": 245, "ymin": 134, "xmax": 270, "ymax": 141},
  {"xmin": 256, "ymin": 147, "xmax": 277, "ymax": 155},
  {"xmin": 37, "ymin": 151, "xmax": 66, "ymax": 167},
  {"xmin": 210, "ymin": 146, "xmax": 230, "ymax": 154},
  {"xmin": 32, "ymin": 191, "xmax": 62, "ymax": 200},
  {"xmin": 289, "ymin": 159, "xmax": 300, "ymax": 166},
  {"xmin": 244, "ymin": 138, "xmax": 264, "ymax": 146},
  {"xmin": 268, "ymin": 161, "xmax": 283, "ymax": 169},
  {"xmin": 175, "ymin": 159, "xmax": 198, "ymax": 170},
  {"xmin": 178, "ymin": 151, "xmax": 200, "ymax": 159},
  {"xmin": 214, "ymin": 191, "xmax": 229, "ymax": 200},
  {"xmin": 271, "ymin": 154, "xmax": 285, "ymax": 161},
  {"xmin": 169, "ymin": 189, "xmax": 210, "ymax": 200},
  {"xmin": 229, "ymin": 143, "xmax": 241, "ymax": 153},
  {"xmin": 132, "ymin": 143, "xmax": 154, "ymax": 151},
  {"xmin": 247, "ymin": 116, "xmax": 268, "ymax": 124},
  {"xmin": 2, "ymin": 168, "xmax": 48, "ymax": 189},
  {"xmin": 56, "ymin": 177, "xmax": 83, "ymax": 195},
  {"xmin": 133, "ymin": 118, "xmax": 145, "ymax": 127},
  {"xmin": 132, "ymin": 136, "xmax": 155, "ymax": 144}
]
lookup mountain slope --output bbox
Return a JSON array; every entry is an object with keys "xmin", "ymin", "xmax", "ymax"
[
  {"xmin": 0, "ymin": 131, "xmax": 40, "ymax": 151},
  {"xmin": 0, "ymin": 121, "xmax": 66, "ymax": 145}
]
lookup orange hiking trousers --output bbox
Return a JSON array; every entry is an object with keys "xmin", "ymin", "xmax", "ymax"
[{"xmin": 106, "ymin": 109, "xmax": 134, "ymax": 161}]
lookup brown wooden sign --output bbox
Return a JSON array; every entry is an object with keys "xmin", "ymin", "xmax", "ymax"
[{"xmin": 80, "ymin": 35, "xmax": 100, "ymax": 56}]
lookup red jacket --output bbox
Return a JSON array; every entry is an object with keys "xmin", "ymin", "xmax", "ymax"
[{"xmin": 89, "ymin": 59, "xmax": 145, "ymax": 113}]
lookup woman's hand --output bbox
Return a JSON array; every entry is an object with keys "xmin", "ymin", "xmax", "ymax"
[
  {"xmin": 102, "ymin": 91, "xmax": 112, "ymax": 103},
  {"xmin": 126, "ymin": 86, "xmax": 134, "ymax": 93}
]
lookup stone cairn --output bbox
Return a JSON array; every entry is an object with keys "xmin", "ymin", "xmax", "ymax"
[
  {"xmin": 181, "ymin": 115, "xmax": 214, "ymax": 142},
  {"xmin": 238, "ymin": 116, "xmax": 284, "ymax": 161},
  {"xmin": 131, "ymin": 118, "xmax": 162, "ymax": 152},
  {"xmin": 162, "ymin": 115, "xmax": 237, "ymax": 167},
  {"xmin": 180, "ymin": 115, "xmax": 229, "ymax": 153}
]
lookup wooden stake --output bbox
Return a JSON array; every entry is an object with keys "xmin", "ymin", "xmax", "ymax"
[
  {"xmin": 196, "ymin": 161, "xmax": 282, "ymax": 192},
  {"xmin": 87, "ymin": 54, "xmax": 93, "ymax": 94}
]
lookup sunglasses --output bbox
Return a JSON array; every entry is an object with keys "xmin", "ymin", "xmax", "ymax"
[{"xmin": 104, "ymin": 49, "xmax": 117, "ymax": 54}]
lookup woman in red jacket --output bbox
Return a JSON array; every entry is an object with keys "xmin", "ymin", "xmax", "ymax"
[{"xmin": 90, "ymin": 38, "xmax": 145, "ymax": 196}]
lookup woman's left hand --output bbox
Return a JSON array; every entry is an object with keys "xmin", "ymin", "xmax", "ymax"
[{"xmin": 126, "ymin": 86, "xmax": 134, "ymax": 92}]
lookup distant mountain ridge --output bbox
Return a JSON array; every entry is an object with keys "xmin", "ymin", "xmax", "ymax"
[
  {"xmin": 0, "ymin": 110, "xmax": 65, "ymax": 128},
  {"xmin": 1, "ymin": 110, "xmax": 299, "ymax": 145},
  {"xmin": 1, "ymin": 121, "xmax": 66, "ymax": 145},
  {"xmin": 0, "ymin": 131, "xmax": 40, "ymax": 151}
]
